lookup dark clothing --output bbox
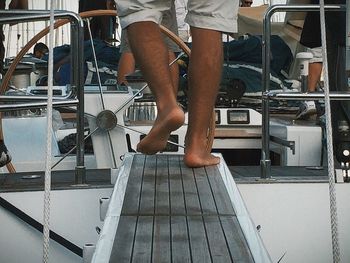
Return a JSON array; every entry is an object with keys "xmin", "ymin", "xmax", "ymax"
[
  {"xmin": 0, "ymin": 0, "xmax": 6, "ymax": 73},
  {"xmin": 300, "ymin": 0, "xmax": 349, "ymax": 160},
  {"xmin": 300, "ymin": 0, "xmax": 345, "ymax": 48},
  {"xmin": 79, "ymin": 0, "xmax": 116, "ymax": 41},
  {"xmin": 79, "ymin": 0, "xmax": 106, "ymax": 12}
]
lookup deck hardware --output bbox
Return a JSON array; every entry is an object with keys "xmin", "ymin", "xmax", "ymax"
[
  {"xmin": 96, "ymin": 110, "xmax": 117, "ymax": 131},
  {"xmin": 99, "ymin": 197, "xmax": 110, "ymax": 221},
  {"xmin": 83, "ymin": 243, "xmax": 95, "ymax": 263},
  {"xmin": 296, "ymin": 52, "xmax": 314, "ymax": 93},
  {"xmin": 270, "ymin": 135, "xmax": 295, "ymax": 154}
]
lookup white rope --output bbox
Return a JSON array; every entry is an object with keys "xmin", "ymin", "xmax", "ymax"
[
  {"xmin": 42, "ymin": 0, "xmax": 55, "ymax": 262},
  {"xmin": 319, "ymin": 1, "xmax": 340, "ymax": 262}
]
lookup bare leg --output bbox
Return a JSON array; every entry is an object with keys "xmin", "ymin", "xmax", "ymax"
[
  {"xmin": 117, "ymin": 51, "xmax": 177, "ymax": 86},
  {"xmin": 184, "ymin": 27, "xmax": 222, "ymax": 167},
  {"xmin": 168, "ymin": 51, "xmax": 179, "ymax": 96},
  {"xmin": 127, "ymin": 22, "xmax": 185, "ymax": 154},
  {"xmin": 117, "ymin": 52, "xmax": 135, "ymax": 84},
  {"xmin": 308, "ymin": 62, "xmax": 322, "ymax": 92}
]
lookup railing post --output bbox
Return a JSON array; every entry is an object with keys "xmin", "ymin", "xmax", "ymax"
[
  {"xmin": 71, "ymin": 15, "xmax": 86, "ymax": 184},
  {"xmin": 261, "ymin": 6, "xmax": 273, "ymax": 179},
  {"xmin": 260, "ymin": 4, "xmax": 345, "ymax": 179}
]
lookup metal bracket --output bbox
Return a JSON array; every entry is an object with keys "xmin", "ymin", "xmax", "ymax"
[{"xmin": 270, "ymin": 135, "xmax": 295, "ymax": 155}]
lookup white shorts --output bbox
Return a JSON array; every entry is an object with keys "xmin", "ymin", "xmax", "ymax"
[
  {"xmin": 307, "ymin": 46, "xmax": 323, "ymax": 64},
  {"xmin": 119, "ymin": 2, "xmax": 179, "ymax": 53},
  {"xmin": 115, "ymin": 0, "xmax": 239, "ymax": 33}
]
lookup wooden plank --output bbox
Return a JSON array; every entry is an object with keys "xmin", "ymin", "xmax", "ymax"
[
  {"xmin": 220, "ymin": 216, "xmax": 254, "ymax": 262},
  {"xmin": 203, "ymin": 216, "xmax": 232, "ymax": 263},
  {"xmin": 155, "ymin": 155, "xmax": 170, "ymax": 215},
  {"xmin": 180, "ymin": 162, "xmax": 201, "ymax": 215},
  {"xmin": 109, "ymin": 154, "xmax": 255, "ymax": 263},
  {"xmin": 171, "ymin": 216, "xmax": 191, "ymax": 263},
  {"xmin": 109, "ymin": 216, "xmax": 137, "ymax": 262},
  {"xmin": 152, "ymin": 216, "xmax": 171, "ymax": 262},
  {"xmin": 139, "ymin": 155, "xmax": 157, "ymax": 215},
  {"xmin": 193, "ymin": 167, "xmax": 217, "ymax": 215},
  {"xmin": 121, "ymin": 155, "xmax": 145, "ymax": 215},
  {"xmin": 168, "ymin": 155, "xmax": 186, "ymax": 215},
  {"xmin": 205, "ymin": 166, "xmax": 235, "ymax": 216},
  {"xmin": 187, "ymin": 216, "xmax": 212, "ymax": 263},
  {"xmin": 131, "ymin": 216, "xmax": 154, "ymax": 263}
]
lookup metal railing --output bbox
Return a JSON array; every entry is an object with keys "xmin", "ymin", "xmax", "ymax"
[
  {"xmin": 0, "ymin": 10, "xmax": 85, "ymax": 183},
  {"xmin": 261, "ymin": 4, "xmax": 347, "ymax": 179}
]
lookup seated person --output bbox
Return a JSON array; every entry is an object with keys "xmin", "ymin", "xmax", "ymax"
[{"xmin": 33, "ymin": 42, "xmax": 48, "ymax": 59}]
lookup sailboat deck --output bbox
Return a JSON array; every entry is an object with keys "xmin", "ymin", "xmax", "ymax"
[
  {"xmin": 0, "ymin": 163, "xmax": 329, "ymax": 193},
  {"xmin": 0, "ymin": 169, "xmax": 112, "ymax": 192}
]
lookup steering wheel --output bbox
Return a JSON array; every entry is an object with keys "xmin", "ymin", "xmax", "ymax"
[{"xmin": 1, "ymin": 10, "xmax": 215, "ymax": 172}]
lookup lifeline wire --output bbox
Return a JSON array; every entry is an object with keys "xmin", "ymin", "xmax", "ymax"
[
  {"xmin": 319, "ymin": 0, "xmax": 340, "ymax": 262},
  {"xmin": 85, "ymin": 18, "xmax": 118, "ymax": 168},
  {"xmin": 42, "ymin": 0, "xmax": 55, "ymax": 262}
]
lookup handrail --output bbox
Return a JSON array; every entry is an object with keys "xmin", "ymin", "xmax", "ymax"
[
  {"xmin": 0, "ymin": 99, "xmax": 78, "ymax": 111},
  {"xmin": 261, "ymin": 4, "xmax": 346, "ymax": 179},
  {"xmin": 0, "ymin": 10, "xmax": 85, "ymax": 181}
]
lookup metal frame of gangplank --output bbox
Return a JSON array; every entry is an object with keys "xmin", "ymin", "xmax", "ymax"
[
  {"xmin": 0, "ymin": 10, "xmax": 86, "ymax": 183},
  {"xmin": 260, "ymin": 4, "xmax": 349, "ymax": 179},
  {"xmin": 92, "ymin": 153, "xmax": 272, "ymax": 263}
]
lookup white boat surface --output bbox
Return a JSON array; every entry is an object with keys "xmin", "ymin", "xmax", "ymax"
[{"xmin": 1, "ymin": 1, "xmax": 350, "ymax": 263}]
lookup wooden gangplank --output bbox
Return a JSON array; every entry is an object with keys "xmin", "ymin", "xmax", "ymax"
[{"xmin": 92, "ymin": 154, "xmax": 271, "ymax": 263}]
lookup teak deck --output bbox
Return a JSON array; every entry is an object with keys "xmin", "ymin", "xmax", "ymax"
[{"xmin": 107, "ymin": 154, "xmax": 254, "ymax": 263}]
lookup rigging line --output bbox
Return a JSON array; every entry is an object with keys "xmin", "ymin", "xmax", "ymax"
[
  {"xmin": 115, "ymin": 123, "xmax": 185, "ymax": 149},
  {"xmin": 25, "ymin": 21, "xmax": 29, "ymax": 50},
  {"xmin": 85, "ymin": 18, "xmax": 119, "ymax": 168},
  {"xmin": 51, "ymin": 51, "xmax": 187, "ymax": 169},
  {"xmin": 113, "ymin": 51, "xmax": 186, "ymax": 115},
  {"xmin": 16, "ymin": 23, "xmax": 20, "ymax": 54},
  {"xmin": 0, "ymin": 197, "xmax": 83, "ymax": 257},
  {"xmin": 54, "ymin": 0, "xmax": 58, "ymax": 46},
  {"xmin": 51, "ymin": 126, "xmax": 98, "ymax": 170},
  {"xmin": 42, "ymin": 0, "xmax": 56, "ymax": 262},
  {"xmin": 319, "ymin": 0, "xmax": 340, "ymax": 262},
  {"xmin": 60, "ymin": 0, "xmax": 65, "ymax": 46},
  {"xmin": 51, "ymin": 115, "xmax": 185, "ymax": 170},
  {"xmin": 85, "ymin": 18, "xmax": 106, "ymax": 111},
  {"xmin": 31, "ymin": 0, "xmax": 35, "ymax": 44}
]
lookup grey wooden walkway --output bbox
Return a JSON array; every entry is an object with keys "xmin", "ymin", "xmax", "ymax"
[{"xmin": 108, "ymin": 154, "xmax": 254, "ymax": 263}]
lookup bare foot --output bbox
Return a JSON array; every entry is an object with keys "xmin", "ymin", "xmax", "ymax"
[
  {"xmin": 137, "ymin": 105, "xmax": 185, "ymax": 154},
  {"xmin": 184, "ymin": 140, "xmax": 220, "ymax": 168}
]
